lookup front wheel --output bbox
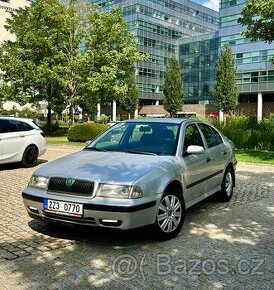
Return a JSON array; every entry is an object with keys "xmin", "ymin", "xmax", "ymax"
[
  {"xmin": 153, "ymin": 190, "xmax": 185, "ymax": 240},
  {"xmin": 219, "ymin": 167, "xmax": 234, "ymax": 202},
  {"xmin": 22, "ymin": 146, "xmax": 38, "ymax": 167}
]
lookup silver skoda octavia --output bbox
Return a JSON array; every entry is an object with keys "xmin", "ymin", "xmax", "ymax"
[{"xmin": 22, "ymin": 118, "xmax": 236, "ymax": 240}]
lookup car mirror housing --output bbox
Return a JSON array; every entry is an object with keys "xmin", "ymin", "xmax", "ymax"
[
  {"xmin": 186, "ymin": 145, "xmax": 205, "ymax": 155},
  {"xmin": 85, "ymin": 139, "xmax": 93, "ymax": 147}
]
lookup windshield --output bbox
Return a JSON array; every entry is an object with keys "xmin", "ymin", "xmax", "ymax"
[{"xmin": 86, "ymin": 122, "xmax": 180, "ymax": 156}]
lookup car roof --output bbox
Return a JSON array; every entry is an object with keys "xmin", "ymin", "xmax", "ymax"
[
  {"xmin": 0, "ymin": 115, "xmax": 34, "ymax": 122},
  {"xmin": 124, "ymin": 118, "xmax": 189, "ymax": 124}
]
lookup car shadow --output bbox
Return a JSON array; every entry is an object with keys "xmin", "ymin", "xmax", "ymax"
[
  {"xmin": 0, "ymin": 158, "xmax": 48, "ymax": 171},
  {"xmin": 28, "ymin": 219, "xmax": 157, "ymax": 246}
]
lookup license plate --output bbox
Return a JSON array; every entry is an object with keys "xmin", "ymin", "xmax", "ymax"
[{"xmin": 43, "ymin": 199, "xmax": 83, "ymax": 217}]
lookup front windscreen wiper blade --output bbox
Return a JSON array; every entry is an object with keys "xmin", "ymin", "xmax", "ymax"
[
  {"xmin": 84, "ymin": 147, "xmax": 107, "ymax": 152},
  {"xmin": 121, "ymin": 149, "xmax": 157, "ymax": 156}
]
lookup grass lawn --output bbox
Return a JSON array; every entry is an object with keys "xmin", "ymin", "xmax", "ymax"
[
  {"xmin": 46, "ymin": 137, "xmax": 274, "ymax": 165},
  {"xmin": 235, "ymin": 149, "xmax": 274, "ymax": 165},
  {"xmin": 46, "ymin": 136, "xmax": 84, "ymax": 147}
]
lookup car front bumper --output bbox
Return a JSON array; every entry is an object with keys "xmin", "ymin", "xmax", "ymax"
[{"xmin": 22, "ymin": 189, "xmax": 160, "ymax": 230}]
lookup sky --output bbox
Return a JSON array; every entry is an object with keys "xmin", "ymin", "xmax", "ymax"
[{"xmin": 193, "ymin": 0, "xmax": 219, "ymax": 11}]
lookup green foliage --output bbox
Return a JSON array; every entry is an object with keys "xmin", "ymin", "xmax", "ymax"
[
  {"xmin": 82, "ymin": 6, "xmax": 145, "ymax": 105},
  {"xmin": 67, "ymin": 122, "xmax": 108, "ymax": 142},
  {"xmin": 198, "ymin": 115, "xmax": 274, "ymax": 151},
  {"xmin": 212, "ymin": 44, "xmax": 238, "ymax": 113},
  {"xmin": 0, "ymin": 107, "xmax": 43, "ymax": 119},
  {"xmin": 40, "ymin": 121, "xmax": 69, "ymax": 136},
  {"xmin": 163, "ymin": 56, "xmax": 184, "ymax": 117},
  {"xmin": 0, "ymin": 1, "xmax": 143, "ymax": 124},
  {"xmin": 238, "ymin": 0, "xmax": 274, "ymax": 46},
  {"xmin": 119, "ymin": 71, "xmax": 139, "ymax": 114},
  {"xmin": 96, "ymin": 114, "xmax": 109, "ymax": 124},
  {"xmin": 0, "ymin": 0, "xmax": 70, "ymax": 123}
]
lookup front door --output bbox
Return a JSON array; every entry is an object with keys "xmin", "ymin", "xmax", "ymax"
[{"xmin": 180, "ymin": 123, "xmax": 212, "ymax": 206}]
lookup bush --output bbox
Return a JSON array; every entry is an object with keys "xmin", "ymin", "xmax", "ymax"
[
  {"xmin": 40, "ymin": 122, "xmax": 69, "ymax": 136},
  {"xmin": 194, "ymin": 115, "xmax": 274, "ymax": 151},
  {"xmin": 67, "ymin": 123, "xmax": 109, "ymax": 142}
]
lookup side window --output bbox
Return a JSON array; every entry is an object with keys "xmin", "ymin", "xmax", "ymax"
[
  {"xmin": 198, "ymin": 123, "xmax": 223, "ymax": 148},
  {"xmin": 0, "ymin": 120, "xmax": 18, "ymax": 133},
  {"xmin": 183, "ymin": 124, "xmax": 204, "ymax": 153},
  {"xmin": 16, "ymin": 121, "xmax": 34, "ymax": 132}
]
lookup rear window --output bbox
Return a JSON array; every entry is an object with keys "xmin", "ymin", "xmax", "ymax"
[
  {"xmin": 0, "ymin": 119, "xmax": 34, "ymax": 133},
  {"xmin": 198, "ymin": 123, "xmax": 223, "ymax": 148}
]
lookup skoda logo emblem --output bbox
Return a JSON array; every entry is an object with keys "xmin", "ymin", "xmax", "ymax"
[{"xmin": 66, "ymin": 178, "xmax": 75, "ymax": 187}]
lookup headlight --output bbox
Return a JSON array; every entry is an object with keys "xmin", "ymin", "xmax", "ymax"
[
  {"xmin": 29, "ymin": 176, "xmax": 49, "ymax": 189},
  {"xmin": 97, "ymin": 184, "xmax": 143, "ymax": 199}
]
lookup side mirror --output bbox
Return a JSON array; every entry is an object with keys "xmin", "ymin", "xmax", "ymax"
[
  {"xmin": 85, "ymin": 139, "xmax": 93, "ymax": 147},
  {"xmin": 186, "ymin": 145, "xmax": 205, "ymax": 155}
]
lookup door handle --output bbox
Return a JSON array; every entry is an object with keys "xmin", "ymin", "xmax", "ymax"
[
  {"xmin": 206, "ymin": 157, "xmax": 211, "ymax": 163},
  {"xmin": 19, "ymin": 134, "xmax": 25, "ymax": 138}
]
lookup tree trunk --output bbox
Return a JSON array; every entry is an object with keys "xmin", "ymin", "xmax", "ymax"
[
  {"xmin": 219, "ymin": 110, "xmax": 224, "ymax": 123},
  {"xmin": 47, "ymin": 107, "xmax": 52, "ymax": 125},
  {"xmin": 69, "ymin": 104, "xmax": 74, "ymax": 125}
]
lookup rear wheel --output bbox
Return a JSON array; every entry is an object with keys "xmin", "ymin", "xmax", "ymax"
[
  {"xmin": 219, "ymin": 167, "xmax": 234, "ymax": 202},
  {"xmin": 153, "ymin": 189, "xmax": 185, "ymax": 240},
  {"xmin": 22, "ymin": 146, "xmax": 38, "ymax": 167}
]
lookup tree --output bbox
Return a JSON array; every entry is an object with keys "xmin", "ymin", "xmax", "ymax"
[
  {"xmin": 60, "ymin": 0, "xmax": 94, "ymax": 123},
  {"xmin": 119, "ymin": 71, "xmax": 139, "ymax": 118},
  {"xmin": 83, "ymin": 6, "xmax": 145, "ymax": 106},
  {"xmin": 163, "ymin": 56, "xmax": 184, "ymax": 117},
  {"xmin": 238, "ymin": 0, "xmax": 274, "ymax": 44},
  {"xmin": 0, "ymin": 0, "xmax": 71, "ymax": 124},
  {"xmin": 0, "ymin": 2, "xmax": 144, "ymax": 125},
  {"xmin": 212, "ymin": 44, "xmax": 238, "ymax": 115}
]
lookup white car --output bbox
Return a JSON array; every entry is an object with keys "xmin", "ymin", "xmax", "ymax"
[{"xmin": 0, "ymin": 116, "xmax": 46, "ymax": 167}]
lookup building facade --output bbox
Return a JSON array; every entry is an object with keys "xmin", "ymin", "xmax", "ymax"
[
  {"xmin": 91, "ymin": 0, "xmax": 219, "ymax": 106},
  {"xmin": 179, "ymin": 32, "xmax": 219, "ymax": 104},
  {"xmin": 219, "ymin": 0, "xmax": 274, "ymax": 118},
  {"xmin": 180, "ymin": 0, "xmax": 274, "ymax": 116}
]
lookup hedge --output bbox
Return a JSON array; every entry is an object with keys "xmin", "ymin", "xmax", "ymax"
[
  {"xmin": 67, "ymin": 123, "xmax": 109, "ymax": 142},
  {"xmin": 197, "ymin": 115, "xmax": 274, "ymax": 151}
]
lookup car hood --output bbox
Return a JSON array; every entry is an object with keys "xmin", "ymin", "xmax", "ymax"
[{"xmin": 34, "ymin": 150, "xmax": 173, "ymax": 184}]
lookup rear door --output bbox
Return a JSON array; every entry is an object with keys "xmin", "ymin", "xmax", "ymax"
[
  {"xmin": 0, "ymin": 119, "xmax": 35, "ymax": 163},
  {"xmin": 197, "ymin": 123, "xmax": 227, "ymax": 191}
]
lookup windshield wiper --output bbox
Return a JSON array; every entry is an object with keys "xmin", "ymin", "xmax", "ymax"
[
  {"xmin": 84, "ymin": 147, "xmax": 107, "ymax": 152},
  {"xmin": 121, "ymin": 149, "xmax": 157, "ymax": 156}
]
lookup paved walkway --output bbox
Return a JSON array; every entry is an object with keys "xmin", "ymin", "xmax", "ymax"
[{"xmin": 0, "ymin": 146, "xmax": 273, "ymax": 290}]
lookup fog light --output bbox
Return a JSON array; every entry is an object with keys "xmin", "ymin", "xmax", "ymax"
[
  {"xmin": 99, "ymin": 219, "xmax": 122, "ymax": 227},
  {"xmin": 102, "ymin": 219, "xmax": 118, "ymax": 223},
  {"xmin": 28, "ymin": 206, "xmax": 39, "ymax": 214}
]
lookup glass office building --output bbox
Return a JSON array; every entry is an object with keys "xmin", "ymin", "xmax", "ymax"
[
  {"xmin": 219, "ymin": 0, "xmax": 274, "ymax": 105},
  {"xmin": 90, "ymin": 0, "xmax": 219, "ymax": 105},
  {"xmin": 179, "ymin": 32, "xmax": 219, "ymax": 104},
  {"xmin": 179, "ymin": 0, "xmax": 274, "ymax": 105},
  {"xmin": 90, "ymin": 0, "xmax": 274, "ymax": 110}
]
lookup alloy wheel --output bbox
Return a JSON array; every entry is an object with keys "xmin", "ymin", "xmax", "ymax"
[{"xmin": 157, "ymin": 195, "xmax": 182, "ymax": 233}]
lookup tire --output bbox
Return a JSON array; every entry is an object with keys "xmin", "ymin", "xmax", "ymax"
[
  {"xmin": 22, "ymin": 146, "xmax": 38, "ymax": 167},
  {"xmin": 153, "ymin": 189, "xmax": 185, "ymax": 240},
  {"xmin": 219, "ymin": 167, "xmax": 234, "ymax": 202}
]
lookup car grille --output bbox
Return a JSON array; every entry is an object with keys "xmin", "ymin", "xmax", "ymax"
[
  {"xmin": 47, "ymin": 177, "xmax": 94, "ymax": 196},
  {"xmin": 42, "ymin": 211, "xmax": 96, "ymax": 225}
]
